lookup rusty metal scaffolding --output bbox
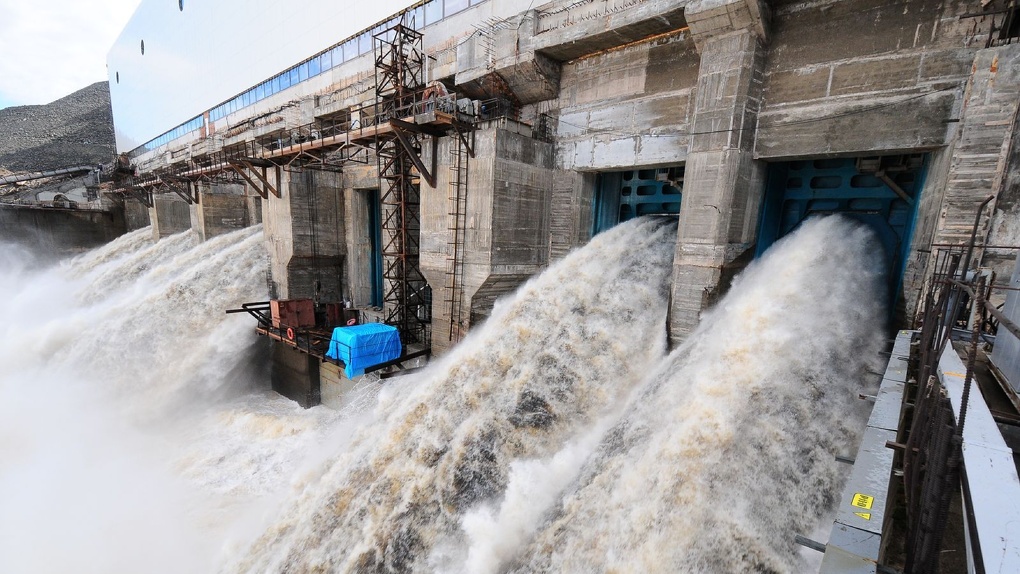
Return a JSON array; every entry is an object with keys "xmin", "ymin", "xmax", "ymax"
[
  {"xmin": 373, "ymin": 24, "xmax": 431, "ymax": 345},
  {"xmin": 124, "ymin": 19, "xmax": 492, "ymax": 351},
  {"xmin": 961, "ymin": 0, "xmax": 1020, "ymax": 48},
  {"xmin": 896, "ymin": 196, "xmax": 1020, "ymax": 572},
  {"xmin": 900, "ymin": 246, "xmax": 972, "ymax": 573}
]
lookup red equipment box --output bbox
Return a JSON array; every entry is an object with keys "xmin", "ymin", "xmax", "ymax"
[
  {"xmin": 324, "ymin": 303, "xmax": 360, "ymax": 327},
  {"xmin": 324, "ymin": 303, "xmax": 343, "ymax": 327},
  {"xmin": 270, "ymin": 299, "xmax": 315, "ymax": 329}
]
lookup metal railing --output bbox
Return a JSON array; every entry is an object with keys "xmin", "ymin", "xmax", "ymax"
[{"xmin": 898, "ymin": 197, "xmax": 1020, "ymax": 572}]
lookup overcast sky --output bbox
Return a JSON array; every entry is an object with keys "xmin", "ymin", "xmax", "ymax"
[{"xmin": 0, "ymin": 0, "xmax": 141, "ymax": 109}]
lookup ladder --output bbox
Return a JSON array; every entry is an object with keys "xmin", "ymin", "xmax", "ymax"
[{"xmin": 445, "ymin": 134, "xmax": 469, "ymax": 342}]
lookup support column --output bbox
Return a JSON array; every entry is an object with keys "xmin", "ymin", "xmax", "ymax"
[
  {"xmin": 261, "ymin": 169, "xmax": 345, "ymax": 303},
  {"xmin": 189, "ymin": 182, "xmax": 256, "ymax": 242},
  {"xmin": 669, "ymin": 0, "xmax": 769, "ymax": 345},
  {"xmin": 124, "ymin": 198, "xmax": 151, "ymax": 231},
  {"xmin": 260, "ymin": 169, "xmax": 344, "ymax": 408},
  {"xmin": 150, "ymin": 196, "xmax": 191, "ymax": 240},
  {"xmin": 271, "ymin": 343, "xmax": 321, "ymax": 408},
  {"xmin": 420, "ymin": 127, "xmax": 554, "ymax": 355}
]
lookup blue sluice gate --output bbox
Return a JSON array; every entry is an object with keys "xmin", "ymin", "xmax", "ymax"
[
  {"xmin": 756, "ymin": 154, "xmax": 928, "ymax": 305},
  {"xmin": 592, "ymin": 166, "xmax": 684, "ymax": 235}
]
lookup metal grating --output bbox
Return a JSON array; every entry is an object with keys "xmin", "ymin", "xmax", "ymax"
[
  {"xmin": 592, "ymin": 166, "xmax": 683, "ymax": 235},
  {"xmin": 757, "ymin": 154, "xmax": 927, "ymax": 306}
]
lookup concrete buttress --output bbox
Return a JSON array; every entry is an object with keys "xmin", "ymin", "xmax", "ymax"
[{"xmin": 669, "ymin": 0, "xmax": 769, "ymax": 345}]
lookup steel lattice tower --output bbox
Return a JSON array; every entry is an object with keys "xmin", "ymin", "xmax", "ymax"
[{"xmin": 374, "ymin": 24, "xmax": 430, "ymax": 345}]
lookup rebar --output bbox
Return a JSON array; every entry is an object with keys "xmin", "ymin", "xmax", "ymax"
[{"xmin": 901, "ymin": 197, "xmax": 996, "ymax": 572}]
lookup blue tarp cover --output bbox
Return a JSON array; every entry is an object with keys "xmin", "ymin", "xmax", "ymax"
[{"xmin": 325, "ymin": 323, "xmax": 402, "ymax": 379}]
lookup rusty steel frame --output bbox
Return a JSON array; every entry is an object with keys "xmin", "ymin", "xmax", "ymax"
[
  {"xmin": 127, "ymin": 188, "xmax": 153, "ymax": 208},
  {"xmin": 231, "ymin": 161, "xmax": 281, "ymax": 198},
  {"xmin": 121, "ymin": 80, "xmax": 481, "ymax": 209},
  {"xmin": 896, "ymin": 196, "xmax": 1020, "ymax": 572},
  {"xmin": 123, "ymin": 23, "xmax": 488, "ymax": 359},
  {"xmin": 373, "ymin": 23, "xmax": 431, "ymax": 346},
  {"xmin": 156, "ymin": 174, "xmax": 199, "ymax": 204},
  {"xmin": 960, "ymin": 0, "xmax": 1020, "ymax": 48}
]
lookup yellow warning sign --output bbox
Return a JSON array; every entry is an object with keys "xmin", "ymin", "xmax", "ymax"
[
  {"xmin": 852, "ymin": 493, "xmax": 874, "ymax": 510},
  {"xmin": 854, "ymin": 512, "xmax": 872, "ymax": 521}
]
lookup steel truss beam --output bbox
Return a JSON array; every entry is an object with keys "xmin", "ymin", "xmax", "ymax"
[
  {"xmin": 230, "ymin": 161, "xmax": 280, "ymax": 198},
  {"xmin": 453, "ymin": 125, "xmax": 476, "ymax": 159},
  {"xmin": 390, "ymin": 119, "xmax": 438, "ymax": 187},
  {"xmin": 127, "ymin": 188, "xmax": 153, "ymax": 208},
  {"xmin": 157, "ymin": 175, "xmax": 199, "ymax": 204}
]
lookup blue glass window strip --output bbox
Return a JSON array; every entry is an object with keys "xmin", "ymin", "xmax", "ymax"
[{"xmin": 141, "ymin": 0, "xmax": 487, "ymax": 152}]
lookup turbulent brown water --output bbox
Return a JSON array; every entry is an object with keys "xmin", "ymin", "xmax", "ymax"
[{"xmin": 0, "ymin": 215, "xmax": 886, "ymax": 573}]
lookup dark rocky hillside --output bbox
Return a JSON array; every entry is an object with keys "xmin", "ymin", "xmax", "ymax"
[{"xmin": 0, "ymin": 82, "xmax": 116, "ymax": 173}]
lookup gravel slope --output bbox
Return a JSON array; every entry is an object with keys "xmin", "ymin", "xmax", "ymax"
[{"xmin": 0, "ymin": 81, "xmax": 116, "ymax": 173}]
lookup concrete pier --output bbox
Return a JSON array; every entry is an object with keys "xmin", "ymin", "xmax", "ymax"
[
  {"xmin": 421, "ymin": 125, "xmax": 555, "ymax": 353},
  {"xmin": 0, "ymin": 204, "xmax": 127, "ymax": 256},
  {"xmin": 270, "ymin": 343, "xmax": 321, "ymax": 408},
  {"xmin": 669, "ymin": 2, "xmax": 768, "ymax": 341}
]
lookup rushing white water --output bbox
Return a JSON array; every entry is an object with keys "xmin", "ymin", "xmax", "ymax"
[
  {"xmin": 1, "ymin": 214, "xmax": 887, "ymax": 574},
  {"xmin": 0, "ymin": 226, "xmax": 342, "ymax": 574},
  {"xmin": 223, "ymin": 216, "xmax": 681, "ymax": 572},
  {"xmin": 224, "ymin": 216, "xmax": 886, "ymax": 574},
  {"xmin": 500, "ymin": 216, "xmax": 888, "ymax": 573}
]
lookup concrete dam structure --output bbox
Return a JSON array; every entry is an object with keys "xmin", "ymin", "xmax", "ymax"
[
  {"xmin": 110, "ymin": 0, "xmax": 1020, "ymax": 366},
  {"xmin": 0, "ymin": 214, "xmax": 888, "ymax": 573},
  {"xmin": 11, "ymin": 0, "xmax": 1005, "ymax": 570}
]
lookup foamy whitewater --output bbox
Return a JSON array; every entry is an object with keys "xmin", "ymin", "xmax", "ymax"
[
  {"xmin": 0, "ymin": 215, "xmax": 886, "ymax": 574},
  {"xmin": 0, "ymin": 226, "xmax": 343, "ymax": 574}
]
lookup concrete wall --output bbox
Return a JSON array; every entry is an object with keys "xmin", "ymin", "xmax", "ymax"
[
  {"xmin": 943, "ymin": 45, "xmax": 1020, "ymax": 287},
  {"xmin": 344, "ymin": 187, "xmax": 377, "ymax": 309},
  {"xmin": 533, "ymin": 0, "xmax": 993, "ymax": 340},
  {"xmin": 540, "ymin": 28, "xmax": 699, "ymax": 262},
  {"xmin": 270, "ymin": 342, "xmax": 320, "ymax": 408},
  {"xmin": 554, "ymin": 30, "xmax": 698, "ymax": 173},
  {"xmin": 340, "ymin": 164, "xmax": 381, "ymax": 309},
  {"xmin": 756, "ymin": 0, "xmax": 972, "ymax": 159},
  {"xmin": 263, "ymin": 169, "xmax": 345, "ymax": 302},
  {"xmin": 150, "ymin": 196, "xmax": 191, "ymax": 239},
  {"xmin": 189, "ymin": 182, "xmax": 258, "ymax": 242},
  {"xmin": 744, "ymin": 0, "xmax": 984, "ymax": 319},
  {"xmin": 320, "ymin": 361, "xmax": 357, "ymax": 409},
  {"xmin": 0, "ymin": 205, "xmax": 127, "ymax": 256},
  {"xmin": 128, "ymin": 0, "xmax": 1020, "ymax": 358},
  {"xmin": 421, "ymin": 125, "xmax": 554, "ymax": 354},
  {"xmin": 668, "ymin": 20, "xmax": 768, "ymax": 341},
  {"xmin": 548, "ymin": 169, "xmax": 596, "ymax": 261},
  {"xmin": 123, "ymin": 197, "xmax": 151, "ymax": 231}
]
